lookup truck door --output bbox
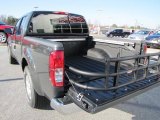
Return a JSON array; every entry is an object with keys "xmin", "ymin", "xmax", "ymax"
[
  {"xmin": 113, "ymin": 29, "xmax": 121, "ymax": 36},
  {"xmin": 111, "ymin": 30, "xmax": 117, "ymax": 36},
  {"xmin": 11, "ymin": 19, "xmax": 22, "ymax": 60},
  {"xmin": 15, "ymin": 17, "xmax": 27, "ymax": 62},
  {"xmin": 117, "ymin": 29, "xmax": 123, "ymax": 36},
  {"xmin": 12, "ymin": 17, "xmax": 26, "ymax": 62}
]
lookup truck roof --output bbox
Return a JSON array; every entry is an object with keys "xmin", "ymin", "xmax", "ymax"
[{"xmin": 28, "ymin": 11, "xmax": 83, "ymax": 17}]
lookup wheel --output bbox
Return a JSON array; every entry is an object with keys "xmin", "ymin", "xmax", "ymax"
[
  {"xmin": 0, "ymin": 32, "xmax": 7, "ymax": 43},
  {"xmin": 24, "ymin": 66, "xmax": 46, "ymax": 108},
  {"xmin": 8, "ymin": 47, "xmax": 18, "ymax": 64},
  {"xmin": 124, "ymin": 34, "xmax": 129, "ymax": 38},
  {"xmin": 109, "ymin": 34, "xmax": 113, "ymax": 38}
]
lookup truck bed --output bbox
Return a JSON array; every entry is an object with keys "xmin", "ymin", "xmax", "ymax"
[{"xmin": 65, "ymin": 55, "xmax": 160, "ymax": 113}]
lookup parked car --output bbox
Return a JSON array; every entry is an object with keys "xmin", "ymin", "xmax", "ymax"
[
  {"xmin": 0, "ymin": 21, "xmax": 13, "ymax": 43},
  {"xmin": 105, "ymin": 29, "xmax": 130, "ymax": 38},
  {"xmin": 128, "ymin": 30, "xmax": 151, "ymax": 40},
  {"xmin": 6, "ymin": 11, "xmax": 160, "ymax": 114},
  {"xmin": 145, "ymin": 38, "xmax": 160, "ymax": 48},
  {"xmin": 145, "ymin": 30, "xmax": 160, "ymax": 41}
]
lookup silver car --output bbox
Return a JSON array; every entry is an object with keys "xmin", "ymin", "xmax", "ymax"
[
  {"xmin": 145, "ymin": 38, "xmax": 160, "ymax": 48},
  {"xmin": 128, "ymin": 30, "xmax": 151, "ymax": 40}
]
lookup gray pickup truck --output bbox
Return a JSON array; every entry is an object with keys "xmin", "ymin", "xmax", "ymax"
[{"xmin": 6, "ymin": 11, "xmax": 160, "ymax": 114}]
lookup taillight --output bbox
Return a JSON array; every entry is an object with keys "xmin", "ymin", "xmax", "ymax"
[
  {"xmin": 143, "ymin": 44, "xmax": 148, "ymax": 64},
  {"xmin": 144, "ymin": 44, "xmax": 147, "ymax": 53},
  {"xmin": 54, "ymin": 11, "xmax": 68, "ymax": 15},
  {"xmin": 49, "ymin": 50, "xmax": 64, "ymax": 87}
]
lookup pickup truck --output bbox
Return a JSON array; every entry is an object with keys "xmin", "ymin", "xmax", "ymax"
[
  {"xmin": 106, "ymin": 29, "xmax": 130, "ymax": 38},
  {"xmin": 6, "ymin": 11, "xmax": 160, "ymax": 114},
  {"xmin": 0, "ymin": 21, "xmax": 13, "ymax": 43}
]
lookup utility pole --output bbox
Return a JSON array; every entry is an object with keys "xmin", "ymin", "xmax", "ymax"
[{"xmin": 96, "ymin": 10, "xmax": 103, "ymax": 35}]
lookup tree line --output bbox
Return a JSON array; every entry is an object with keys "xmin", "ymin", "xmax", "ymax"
[
  {"xmin": 0, "ymin": 15, "xmax": 18, "ymax": 26},
  {"xmin": 110, "ymin": 24, "xmax": 145, "ymax": 29},
  {"xmin": 88, "ymin": 23, "xmax": 148, "ymax": 30}
]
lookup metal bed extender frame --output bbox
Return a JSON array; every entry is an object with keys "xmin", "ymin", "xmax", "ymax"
[{"xmin": 65, "ymin": 52, "xmax": 160, "ymax": 91}]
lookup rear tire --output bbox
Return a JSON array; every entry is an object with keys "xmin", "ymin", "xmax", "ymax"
[
  {"xmin": 24, "ymin": 66, "xmax": 46, "ymax": 109},
  {"xmin": 0, "ymin": 32, "xmax": 7, "ymax": 43}
]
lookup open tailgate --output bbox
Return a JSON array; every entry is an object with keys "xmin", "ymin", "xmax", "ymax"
[{"xmin": 65, "ymin": 53, "xmax": 160, "ymax": 113}]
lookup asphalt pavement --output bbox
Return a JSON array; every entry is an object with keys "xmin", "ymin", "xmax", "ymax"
[{"xmin": 1, "ymin": 42, "xmax": 160, "ymax": 120}]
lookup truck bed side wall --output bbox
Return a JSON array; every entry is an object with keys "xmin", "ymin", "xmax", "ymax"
[
  {"xmin": 22, "ymin": 36, "xmax": 65, "ymax": 99},
  {"xmin": 95, "ymin": 42, "xmax": 141, "ymax": 58}
]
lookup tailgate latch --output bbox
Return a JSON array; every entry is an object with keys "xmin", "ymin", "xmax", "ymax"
[{"xmin": 77, "ymin": 93, "xmax": 84, "ymax": 101}]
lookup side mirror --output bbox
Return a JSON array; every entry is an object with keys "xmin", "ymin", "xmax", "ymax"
[{"xmin": 4, "ymin": 28, "xmax": 13, "ymax": 34}]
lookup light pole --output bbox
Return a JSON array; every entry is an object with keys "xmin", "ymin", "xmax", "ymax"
[{"xmin": 96, "ymin": 10, "xmax": 103, "ymax": 35}]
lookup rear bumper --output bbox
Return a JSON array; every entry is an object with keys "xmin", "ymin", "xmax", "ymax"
[{"xmin": 50, "ymin": 96, "xmax": 76, "ymax": 114}]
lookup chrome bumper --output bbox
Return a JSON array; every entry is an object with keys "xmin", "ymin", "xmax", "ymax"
[{"xmin": 50, "ymin": 98, "xmax": 81, "ymax": 114}]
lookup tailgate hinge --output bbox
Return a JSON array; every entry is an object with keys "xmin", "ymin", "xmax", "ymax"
[{"xmin": 77, "ymin": 93, "xmax": 84, "ymax": 101}]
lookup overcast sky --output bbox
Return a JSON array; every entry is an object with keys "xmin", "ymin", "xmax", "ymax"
[{"xmin": 0, "ymin": 0, "xmax": 159, "ymax": 28}]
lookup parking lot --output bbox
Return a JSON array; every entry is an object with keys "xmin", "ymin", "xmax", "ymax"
[{"xmin": 0, "ymin": 39, "xmax": 160, "ymax": 120}]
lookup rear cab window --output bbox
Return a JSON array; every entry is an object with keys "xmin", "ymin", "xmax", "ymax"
[{"xmin": 27, "ymin": 11, "xmax": 89, "ymax": 36}]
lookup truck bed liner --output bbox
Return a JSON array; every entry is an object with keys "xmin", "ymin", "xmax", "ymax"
[{"xmin": 65, "ymin": 55, "xmax": 160, "ymax": 113}]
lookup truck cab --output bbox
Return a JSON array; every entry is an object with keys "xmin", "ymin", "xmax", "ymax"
[{"xmin": 106, "ymin": 29, "xmax": 130, "ymax": 38}]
